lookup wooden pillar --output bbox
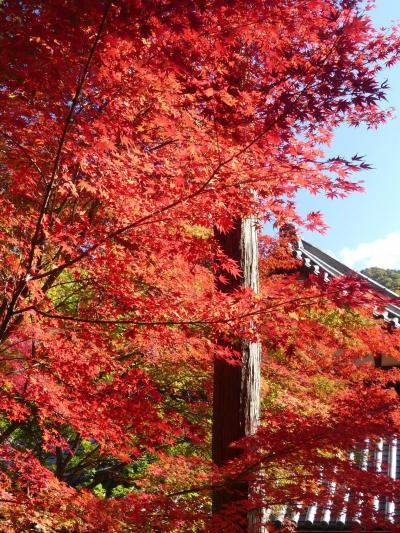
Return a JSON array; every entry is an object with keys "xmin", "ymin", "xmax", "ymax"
[{"xmin": 212, "ymin": 217, "xmax": 264, "ymax": 531}]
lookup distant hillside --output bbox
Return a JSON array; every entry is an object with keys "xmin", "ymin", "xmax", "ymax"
[{"xmin": 361, "ymin": 267, "xmax": 400, "ymax": 293}]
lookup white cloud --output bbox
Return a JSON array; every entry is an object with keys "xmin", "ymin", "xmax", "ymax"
[{"xmin": 339, "ymin": 232, "xmax": 400, "ymax": 270}]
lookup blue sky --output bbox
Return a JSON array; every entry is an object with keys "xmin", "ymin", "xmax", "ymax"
[{"xmin": 297, "ymin": 0, "xmax": 400, "ymax": 270}]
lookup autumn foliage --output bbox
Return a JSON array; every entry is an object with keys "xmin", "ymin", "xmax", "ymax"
[{"xmin": 1, "ymin": 0, "xmax": 400, "ymax": 531}]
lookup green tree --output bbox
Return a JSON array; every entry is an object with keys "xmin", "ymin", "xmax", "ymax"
[{"xmin": 361, "ymin": 267, "xmax": 400, "ymax": 293}]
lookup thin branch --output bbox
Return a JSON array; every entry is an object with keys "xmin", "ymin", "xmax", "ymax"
[
  {"xmin": 28, "ymin": 290, "xmax": 351, "ymax": 327},
  {"xmin": 147, "ymin": 138, "xmax": 178, "ymax": 152},
  {"xmin": 25, "ymin": 0, "xmax": 113, "ymax": 274},
  {"xmin": 0, "ymin": 130, "xmax": 48, "ymax": 185}
]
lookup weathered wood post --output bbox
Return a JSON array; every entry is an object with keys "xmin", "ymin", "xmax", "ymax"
[{"xmin": 212, "ymin": 216, "xmax": 264, "ymax": 531}]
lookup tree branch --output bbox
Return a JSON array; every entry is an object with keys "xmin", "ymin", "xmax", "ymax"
[
  {"xmin": 25, "ymin": 0, "xmax": 113, "ymax": 274},
  {"xmin": 0, "ymin": 130, "xmax": 48, "ymax": 185},
  {"xmin": 27, "ymin": 291, "xmax": 350, "ymax": 327}
]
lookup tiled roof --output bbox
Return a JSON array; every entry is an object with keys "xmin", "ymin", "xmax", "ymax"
[
  {"xmin": 294, "ymin": 239, "xmax": 400, "ymax": 328},
  {"xmin": 269, "ymin": 439, "xmax": 398, "ymax": 531}
]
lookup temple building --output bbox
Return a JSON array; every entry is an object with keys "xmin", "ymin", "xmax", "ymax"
[{"xmin": 271, "ymin": 239, "xmax": 400, "ymax": 531}]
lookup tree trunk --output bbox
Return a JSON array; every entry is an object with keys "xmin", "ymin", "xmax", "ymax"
[{"xmin": 212, "ymin": 217, "xmax": 264, "ymax": 531}]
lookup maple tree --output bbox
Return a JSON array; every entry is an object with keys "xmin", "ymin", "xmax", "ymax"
[{"xmin": 1, "ymin": 0, "xmax": 400, "ymax": 531}]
